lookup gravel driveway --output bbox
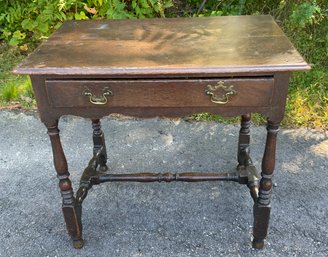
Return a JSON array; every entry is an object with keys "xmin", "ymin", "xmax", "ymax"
[{"xmin": 0, "ymin": 110, "xmax": 327, "ymax": 257}]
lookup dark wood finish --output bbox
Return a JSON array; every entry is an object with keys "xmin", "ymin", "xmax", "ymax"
[
  {"xmin": 45, "ymin": 121, "xmax": 84, "ymax": 249},
  {"xmin": 92, "ymin": 172, "xmax": 239, "ymax": 183},
  {"xmin": 45, "ymin": 78, "xmax": 273, "ymax": 108},
  {"xmin": 91, "ymin": 119, "xmax": 108, "ymax": 172},
  {"xmin": 13, "ymin": 16, "xmax": 309, "ymax": 76},
  {"xmin": 238, "ymin": 114, "xmax": 251, "ymax": 166},
  {"xmin": 270, "ymin": 72, "xmax": 291, "ymax": 121},
  {"xmin": 14, "ymin": 16, "xmax": 309, "ymax": 250},
  {"xmin": 253, "ymin": 120, "xmax": 280, "ymax": 249}
]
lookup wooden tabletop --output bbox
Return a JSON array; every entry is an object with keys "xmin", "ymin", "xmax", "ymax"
[{"xmin": 14, "ymin": 15, "xmax": 310, "ymax": 76}]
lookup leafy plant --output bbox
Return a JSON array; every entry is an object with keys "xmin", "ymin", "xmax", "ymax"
[
  {"xmin": 289, "ymin": 2, "xmax": 323, "ymax": 28},
  {"xmin": 0, "ymin": 75, "xmax": 35, "ymax": 108},
  {"xmin": 0, "ymin": 0, "xmax": 173, "ymax": 46},
  {"xmin": 0, "ymin": 81, "xmax": 19, "ymax": 102},
  {"xmin": 0, "ymin": 74, "xmax": 32, "ymax": 103}
]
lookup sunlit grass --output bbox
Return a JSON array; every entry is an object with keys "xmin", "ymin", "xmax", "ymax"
[
  {"xmin": 283, "ymin": 69, "xmax": 328, "ymax": 129},
  {"xmin": 0, "ymin": 80, "xmax": 19, "ymax": 102},
  {"xmin": 0, "ymin": 76, "xmax": 34, "ymax": 107},
  {"xmin": 0, "ymin": 43, "xmax": 35, "ymax": 108}
]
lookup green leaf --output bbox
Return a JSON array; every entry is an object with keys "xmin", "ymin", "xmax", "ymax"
[
  {"xmin": 163, "ymin": 1, "xmax": 173, "ymax": 8},
  {"xmin": 37, "ymin": 22, "xmax": 49, "ymax": 33},
  {"xmin": 1, "ymin": 29, "xmax": 12, "ymax": 39},
  {"xmin": 8, "ymin": 30, "xmax": 26, "ymax": 45},
  {"xmin": 21, "ymin": 19, "xmax": 36, "ymax": 31},
  {"xmin": 0, "ymin": 13, "xmax": 6, "ymax": 22},
  {"xmin": 132, "ymin": 0, "xmax": 137, "ymax": 9},
  {"xmin": 210, "ymin": 10, "xmax": 223, "ymax": 16},
  {"xmin": 9, "ymin": 37, "xmax": 20, "ymax": 46},
  {"xmin": 13, "ymin": 30, "xmax": 26, "ymax": 40},
  {"xmin": 290, "ymin": 3, "xmax": 322, "ymax": 29},
  {"xmin": 75, "ymin": 11, "xmax": 89, "ymax": 20},
  {"xmin": 54, "ymin": 22, "xmax": 63, "ymax": 30}
]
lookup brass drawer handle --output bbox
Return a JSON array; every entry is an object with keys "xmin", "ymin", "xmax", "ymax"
[
  {"xmin": 205, "ymin": 81, "xmax": 236, "ymax": 104},
  {"xmin": 83, "ymin": 87, "xmax": 113, "ymax": 105}
]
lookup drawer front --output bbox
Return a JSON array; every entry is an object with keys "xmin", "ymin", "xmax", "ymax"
[{"xmin": 45, "ymin": 78, "xmax": 273, "ymax": 108}]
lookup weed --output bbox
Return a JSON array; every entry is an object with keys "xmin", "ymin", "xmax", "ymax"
[
  {"xmin": 0, "ymin": 81, "xmax": 19, "ymax": 102},
  {"xmin": 0, "ymin": 43, "xmax": 33, "ymax": 107}
]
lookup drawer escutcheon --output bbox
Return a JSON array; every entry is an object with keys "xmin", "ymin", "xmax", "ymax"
[
  {"xmin": 205, "ymin": 81, "xmax": 236, "ymax": 104},
  {"xmin": 83, "ymin": 87, "xmax": 113, "ymax": 105}
]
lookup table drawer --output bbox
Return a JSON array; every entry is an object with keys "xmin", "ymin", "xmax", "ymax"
[{"xmin": 45, "ymin": 78, "xmax": 273, "ymax": 108}]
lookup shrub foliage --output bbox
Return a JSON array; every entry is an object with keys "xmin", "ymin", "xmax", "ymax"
[{"xmin": 0, "ymin": 0, "xmax": 173, "ymax": 46}]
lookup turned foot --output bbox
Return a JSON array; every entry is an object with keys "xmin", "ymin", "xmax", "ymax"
[
  {"xmin": 46, "ymin": 121, "xmax": 83, "ymax": 248},
  {"xmin": 252, "ymin": 120, "xmax": 280, "ymax": 249},
  {"xmin": 252, "ymin": 239, "xmax": 264, "ymax": 249},
  {"xmin": 73, "ymin": 239, "xmax": 84, "ymax": 249}
]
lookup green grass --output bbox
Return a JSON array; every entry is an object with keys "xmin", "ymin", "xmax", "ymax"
[
  {"xmin": 0, "ymin": 43, "xmax": 34, "ymax": 108},
  {"xmin": 284, "ymin": 69, "xmax": 328, "ymax": 128},
  {"xmin": 0, "ymin": 80, "xmax": 19, "ymax": 102},
  {"xmin": 186, "ymin": 113, "xmax": 266, "ymax": 125}
]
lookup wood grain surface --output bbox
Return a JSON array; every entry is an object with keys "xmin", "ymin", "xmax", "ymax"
[
  {"xmin": 14, "ymin": 16, "xmax": 310, "ymax": 75},
  {"xmin": 45, "ymin": 78, "xmax": 273, "ymax": 108}
]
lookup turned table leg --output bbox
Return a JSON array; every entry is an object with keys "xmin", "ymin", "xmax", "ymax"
[
  {"xmin": 252, "ymin": 120, "xmax": 280, "ymax": 249},
  {"xmin": 237, "ymin": 114, "xmax": 259, "ymax": 202},
  {"xmin": 46, "ymin": 120, "xmax": 84, "ymax": 249},
  {"xmin": 238, "ymin": 114, "xmax": 251, "ymax": 166},
  {"xmin": 91, "ymin": 119, "xmax": 108, "ymax": 172}
]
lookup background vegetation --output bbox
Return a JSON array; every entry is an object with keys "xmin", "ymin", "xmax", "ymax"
[{"xmin": 0, "ymin": 0, "xmax": 327, "ymax": 129}]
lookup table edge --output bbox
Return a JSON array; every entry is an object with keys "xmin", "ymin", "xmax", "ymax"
[{"xmin": 13, "ymin": 64, "xmax": 311, "ymax": 76}]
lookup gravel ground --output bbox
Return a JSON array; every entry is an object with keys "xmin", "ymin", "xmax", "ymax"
[{"xmin": 0, "ymin": 110, "xmax": 327, "ymax": 257}]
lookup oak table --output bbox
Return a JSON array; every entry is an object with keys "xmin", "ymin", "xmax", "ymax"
[{"xmin": 14, "ymin": 15, "xmax": 309, "ymax": 249}]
